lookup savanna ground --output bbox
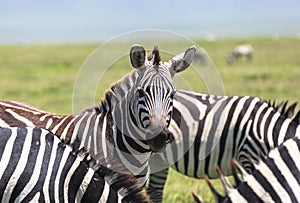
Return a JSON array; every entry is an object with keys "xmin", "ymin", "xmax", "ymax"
[{"xmin": 0, "ymin": 38, "xmax": 299, "ymax": 202}]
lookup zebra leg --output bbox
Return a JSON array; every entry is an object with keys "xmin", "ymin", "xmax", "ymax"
[
  {"xmin": 148, "ymin": 153, "xmax": 170, "ymax": 202},
  {"xmin": 147, "ymin": 167, "xmax": 169, "ymax": 203}
]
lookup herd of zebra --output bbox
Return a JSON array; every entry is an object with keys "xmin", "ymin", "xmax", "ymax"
[{"xmin": 0, "ymin": 44, "xmax": 299, "ymax": 202}]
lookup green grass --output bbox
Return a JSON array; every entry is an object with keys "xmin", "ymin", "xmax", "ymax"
[
  {"xmin": 0, "ymin": 45, "xmax": 95, "ymax": 113},
  {"xmin": 0, "ymin": 38, "xmax": 300, "ymax": 202}
]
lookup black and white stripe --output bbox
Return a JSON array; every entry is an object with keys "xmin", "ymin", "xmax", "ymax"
[
  {"xmin": 0, "ymin": 126, "xmax": 150, "ymax": 203},
  {"xmin": 148, "ymin": 90, "xmax": 300, "ymax": 202},
  {"xmin": 237, "ymin": 102, "xmax": 299, "ymax": 170},
  {"xmin": 3, "ymin": 92, "xmax": 295, "ymax": 202},
  {"xmin": 0, "ymin": 45, "xmax": 196, "ymax": 187},
  {"xmin": 193, "ymin": 135, "xmax": 300, "ymax": 203}
]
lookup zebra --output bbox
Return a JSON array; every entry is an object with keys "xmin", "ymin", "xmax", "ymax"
[
  {"xmin": 0, "ymin": 126, "xmax": 150, "ymax": 203},
  {"xmin": 147, "ymin": 90, "xmax": 300, "ymax": 202},
  {"xmin": 2, "ymin": 46, "xmax": 300, "ymax": 202},
  {"xmin": 227, "ymin": 43, "xmax": 253, "ymax": 64},
  {"xmin": 0, "ymin": 44, "xmax": 196, "ymax": 187},
  {"xmin": 192, "ymin": 135, "xmax": 300, "ymax": 203},
  {"xmin": 2, "ymin": 90, "xmax": 300, "ymax": 203},
  {"xmin": 2, "ymin": 91, "xmax": 300, "ymax": 202}
]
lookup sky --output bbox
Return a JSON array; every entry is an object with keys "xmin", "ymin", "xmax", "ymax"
[{"xmin": 0, "ymin": 0, "xmax": 300, "ymax": 44}]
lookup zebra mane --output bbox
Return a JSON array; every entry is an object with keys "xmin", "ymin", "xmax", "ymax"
[
  {"xmin": 192, "ymin": 159, "xmax": 256, "ymax": 203},
  {"xmin": 76, "ymin": 148, "xmax": 151, "ymax": 202},
  {"xmin": 266, "ymin": 99, "xmax": 300, "ymax": 124},
  {"xmin": 92, "ymin": 69, "xmax": 139, "ymax": 113}
]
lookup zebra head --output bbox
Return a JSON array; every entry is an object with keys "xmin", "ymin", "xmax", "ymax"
[{"xmin": 129, "ymin": 44, "xmax": 196, "ymax": 152}]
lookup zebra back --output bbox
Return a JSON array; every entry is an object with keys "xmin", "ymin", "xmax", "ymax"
[
  {"xmin": 193, "ymin": 136, "xmax": 300, "ymax": 203},
  {"xmin": 0, "ymin": 126, "xmax": 150, "ymax": 203}
]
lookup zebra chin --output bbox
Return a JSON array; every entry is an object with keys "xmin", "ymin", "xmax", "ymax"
[{"xmin": 147, "ymin": 128, "xmax": 174, "ymax": 153}]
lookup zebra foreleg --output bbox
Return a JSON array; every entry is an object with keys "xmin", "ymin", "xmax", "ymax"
[
  {"xmin": 147, "ymin": 153, "xmax": 171, "ymax": 202},
  {"xmin": 147, "ymin": 167, "xmax": 169, "ymax": 203}
]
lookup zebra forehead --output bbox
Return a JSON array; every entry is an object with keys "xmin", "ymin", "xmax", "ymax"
[
  {"xmin": 140, "ymin": 75, "xmax": 175, "ymax": 90},
  {"xmin": 142, "ymin": 65, "xmax": 172, "ymax": 80}
]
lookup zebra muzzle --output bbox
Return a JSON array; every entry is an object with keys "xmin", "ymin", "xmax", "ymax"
[{"xmin": 148, "ymin": 129, "xmax": 174, "ymax": 153}]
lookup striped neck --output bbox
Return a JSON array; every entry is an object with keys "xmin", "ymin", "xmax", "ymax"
[
  {"xmin": 92, "ymin": 71, "xmax": 152, "ymax": 175},
  {"xmin": 112, "ymin": 86, "xmax": 152, "ymax": 176}
]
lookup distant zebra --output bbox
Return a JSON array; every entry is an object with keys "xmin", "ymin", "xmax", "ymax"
[
  {"xmin": 0, "ymin": 44, "xmax": 196, "ymax": 186},
  {"xmin": 0, "ymin": 126, "xmax": 150, "ymax": 203},
  {"xmin": 192, "ymin": 136, "xmax": 300, "ymax": 203},
  {"xmin": 227, "ymin": 43, "xmax": 253, "ymax": 64},
  {"xmin": 148, "ymin": 90, "xmax": 300, "ymax": 202}
]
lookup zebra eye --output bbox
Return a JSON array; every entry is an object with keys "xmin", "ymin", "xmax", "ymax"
[
  {"xmin": 166, "ymin": 112, "xmax": 172, "ymax": 127},
  {"xmin": 137, "ymin": 87, "xmax": 145, "ymax": 98}
]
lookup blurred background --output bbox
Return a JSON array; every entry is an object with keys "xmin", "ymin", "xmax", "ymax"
[
  {"xmin": 1, "ymin": 0, "xmax": 300, "ymax": 44},
  {"xmin": 1, "ymin": 1, "xmax": 300, "ymax": 202}
]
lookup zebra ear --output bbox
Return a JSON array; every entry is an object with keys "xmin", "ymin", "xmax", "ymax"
[
  {"xmin": 170, "ymin": 46, "xmax": 196, "ymax": 74},
  {"xmin": 130, "ymin": 44, "xmax": 146, "ymax": 69}
]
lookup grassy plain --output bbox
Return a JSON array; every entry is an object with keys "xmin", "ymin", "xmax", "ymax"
[{"xmin": 0, "ymin": 38, "xmax": 299, "ymax": 202}]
